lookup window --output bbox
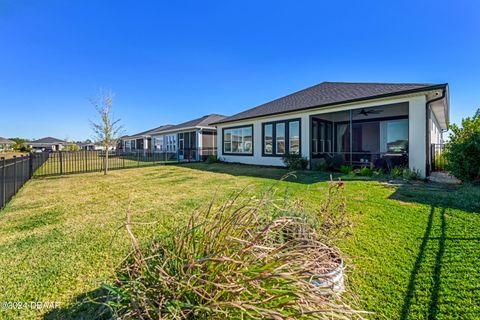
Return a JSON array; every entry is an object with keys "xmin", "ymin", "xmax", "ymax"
[
  {"xmin": 385, "ymin": 119, "xmax": 408, "ymax": 153},
  {"xmin": 276, "ymin": 123, "xmax": 285, "ymax": 154},
  {"xmin": 223, "ymin": 126, "xmax": 253, "ymax": 155},
  {"xmin": 262, "ymin": 119, "xmax": 301, "ymax": 156},
  {"xmin": 264, "ymin": 124, "xmax": 273, "ymax": 154},
  {"xmin": 289, "ymin": 121, "xmax": 300, "ymax": 154}
]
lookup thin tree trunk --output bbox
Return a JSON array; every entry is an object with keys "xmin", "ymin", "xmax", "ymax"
[{"xmin": 104, "ymin": 149, "xmax": 109, "ymax": 175}]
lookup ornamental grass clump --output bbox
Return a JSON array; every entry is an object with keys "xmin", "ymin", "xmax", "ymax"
[{"xmin": 106, "ymin": 182, "xmax": 359, "ymax": 319}]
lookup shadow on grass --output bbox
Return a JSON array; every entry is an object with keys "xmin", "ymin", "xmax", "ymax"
[
  {"xmin": 43, "ymin": 288, "xmax": 112, "ymax": 320},
  {"xmin": 175, "ymin": 162, "xmax": 369, "ymax": 184},
  {"xmin": 393, "ymin": 182, "xmax": 480, "ymax": 319},
  {"xmin": 390, "ymin": 182, "xmax": 480, "ymax": 213}
]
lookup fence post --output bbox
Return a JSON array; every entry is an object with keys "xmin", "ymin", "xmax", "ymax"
[
  {"xmin": 59, "ymin": 151, "xmax": 63, "ymax": 175},
  {"xmin": 137, "ymin": 150, "xmax": 139, "ymax": 167},
  {"xmin": 13, "ymin": 156, "xmax": 17, "ymax": 192},
  {"xmin": 1, "ymin": 157, "xmax": 5, "ymax": 208},
  {"xmin": 29, "ymin": 153, "xmax": 33, "ymax": 178}
]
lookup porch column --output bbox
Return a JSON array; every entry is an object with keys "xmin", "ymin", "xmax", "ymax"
[
  {"xmin": 408, "ymin": 95, "xmax": 427, "ymax": 177},
  {"xmin": 197, "ymin": 130, "xmax": 202, "ymax": 161},
  {"xmin": 301, "ymin": 114, "xmax": 310, "ymax": 162}
]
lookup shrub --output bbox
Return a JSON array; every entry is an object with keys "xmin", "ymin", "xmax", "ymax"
[
  {"xmin": 106, "ymin": 187, "xmax": 356, "ymax": 319},
  {"xmin": 390, "ymin": 166, "xmax": 403, "ymax": 177},
  {"xmin": 359, "ymin": 167, "xmax": 373, "ymax": 177},
  {"xmin": 402, "ymin": 168, "xmax": 421, "ymax": 180},
  {"xmin": 339, "ymin": 165, "xmax": 353, "ymax": 175},
  {"xmin": 205, "ymin": 154, "xmax": 217, "ymax": 164},
  {"xmin": 444, "ymin": 108, "xmax": 480, "ymax": 182},
  {"xmin": 282, "ymin": 153, "xmax": 309, "ymax": 170},
  {"xmin": 372, "ymin": 168, "xmax": 384, "ymax": 177},
  {"xmin": 313, "ymin": 158, "xmax": 329, "ymax": 171},
  {"xmin": 389, "ymin": 166, "xmax": 421, "ymax": 181}
]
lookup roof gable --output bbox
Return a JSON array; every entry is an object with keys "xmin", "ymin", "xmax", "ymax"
[
  {"xmin": 151, "ymin": 114, "xmax": 227, "ymax": 133},
  {"xmin": 215, "ymin": 82, "xmax": 446, "ymax": 124},
  {"xmin": 0, "ymin": 137, "xmax": 16, "ymax": 144},
  {"xmin": 29, "ymin": 137, "xmax": 67, "ymax": 144}
]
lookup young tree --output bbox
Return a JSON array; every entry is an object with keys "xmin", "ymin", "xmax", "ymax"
[{"xmin": 90, "ymin": 90, "xmax": 124, "ymax": 175}]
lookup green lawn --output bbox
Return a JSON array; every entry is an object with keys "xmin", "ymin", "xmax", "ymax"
[
  {"xmin": 32, "ymin": 152, "xmax": 181, "ymax": 176},
  {"xmin": 0, "ymin": 163, "xmax": 479, "ymax": 319}
]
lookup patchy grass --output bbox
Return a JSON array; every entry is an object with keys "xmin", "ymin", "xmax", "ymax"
[
  {"xmin": 0, "ymin": 163, "xmax": 479, "ymax": 319},
  {"xmin": 0, "ymin": 151, "xmax": 28, "ymax": 159}
]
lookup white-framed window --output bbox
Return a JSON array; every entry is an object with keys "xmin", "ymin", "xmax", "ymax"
[{"xmin": 223, "ymin": 126, "xmax": 253, "ymax": 155}]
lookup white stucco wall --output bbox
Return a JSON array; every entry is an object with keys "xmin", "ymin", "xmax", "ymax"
[
  {"xmin": 217, "ymin": 93, "xmax": 435, "ymax": 177},
  {"xmin": 408, "ymin": 95, "xmax": 427, "ymax": 177}
]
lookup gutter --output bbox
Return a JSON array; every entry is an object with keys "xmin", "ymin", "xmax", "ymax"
[{"xmin": 425, "ymin": 89, "xmax": 447, "ymax": 176}]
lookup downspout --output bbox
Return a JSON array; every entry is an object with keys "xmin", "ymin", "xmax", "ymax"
[{"xmin": 425, "ymin": 89, "xmax": 446, "ymax": 176}]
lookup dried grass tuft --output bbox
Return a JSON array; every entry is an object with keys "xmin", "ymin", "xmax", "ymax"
[{"xmin": 105, "ymin": 180, "xmax": 363, "ymax": 319}]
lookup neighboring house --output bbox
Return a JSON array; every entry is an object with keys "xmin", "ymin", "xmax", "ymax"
[
  {"xmin": 0, "ymin": 138, "xmax": 16, "ymax": 151},
  {"xmin": 123, "ymin": 125, "xmax": 174, "ymax": 152},
  {"xmin": 26, "ymin": 137, "xmax": 73, "ymax": 152},
  {"xmin": 150, "ymin": 114, "xmax": 226, "ymax": 161},
  {"xmin": 78, "ymin": 142, "xmax": 115, "ymax": 151},
  {"xmin": 213, "ymin": 82, "xmax": 449, "ymax": 177}
]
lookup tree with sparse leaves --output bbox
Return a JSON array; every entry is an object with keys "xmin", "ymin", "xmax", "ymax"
[{"xmin": 90, "ymin": 90, "xmax": 124, "ymax": 175}]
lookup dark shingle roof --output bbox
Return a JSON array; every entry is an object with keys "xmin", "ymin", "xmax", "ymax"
[
  {"xmin": 28, "ymin": 137, "xmax": 67, "ymax": 144},
  {"xmin": 0, "ymin": 137, "xmax": 15, "ymax": 144},
  {"xmin": 152, "ymin": 114, "xmax": 226, "ymax": 133},
  {"xmin": 125, "ymin": 124, "xmax": 174, "ymax": 139},
  {"xmin": 214, "ymin": 82, "xmax": 447, "ymax": 124}
]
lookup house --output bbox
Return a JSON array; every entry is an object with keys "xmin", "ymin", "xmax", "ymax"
[
  {"xmin": 0, "ymin": 138, "xmax": 16, "ymax": 151},
  {"xmin": 213, "ymin": 82, "xmax": 449, "ymax": 178},
  {"xmin": 122, "ymin": 125, "xmax": 173, "ymax": 152},
  {"xmin": 26, "ymin": 137, "xmax": 73, "ymax": 152},
  {"xmin": 78, "ymin": 142, "xmax": 115, "ymax": 151},
  {"xmin": 150, "ymin": 114, "xmax": 226, "ymax": 161}
]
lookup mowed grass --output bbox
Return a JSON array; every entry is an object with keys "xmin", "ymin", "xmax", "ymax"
[
  {"xmin": 32, "ymin": 152, "xmax": 179, "ymax": 176},
  {"xmin": 0, "ymin": 163, "xmax": 479, "ymax": 319}
]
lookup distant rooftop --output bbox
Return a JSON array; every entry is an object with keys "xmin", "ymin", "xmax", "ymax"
[
  {"xmin": 150, "ymin": 114, "xmax": 227, "ymax": 134},
  {"xmin": 28, "ymin": 137, "xmax": 68, "ymax": 144},
  {"xmin": 0, "ymin": 137, "xmax": 15, "ymax": 144}
]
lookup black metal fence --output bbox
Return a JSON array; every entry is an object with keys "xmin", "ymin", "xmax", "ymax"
[
  {"xmin": 431, "ymin": 143, "xmax": 447, "ymax": 172},
  {"xmin": 31, "ymin": 148, "xmax": 215, "ymax": 177},
  {"xmin": 0, "ymin": 156, "xmax": 31, "ymax": 209},
  {"xmin": 1, "ymin": 148, "xmax": 216, "ymax": 209}
]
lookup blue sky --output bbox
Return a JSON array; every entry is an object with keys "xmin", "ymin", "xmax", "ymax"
[{"xmin": 1, "ymin": 0, "xmax": 479, "ymax": 141}]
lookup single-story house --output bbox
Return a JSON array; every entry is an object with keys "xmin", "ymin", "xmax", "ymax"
[
  {"xmin": 26, "ymin": 137, "xmax": 73, "ymax": 152},
  {"xmin": 78, "ymin": 142, "xmax": 115, "ymax": 151},
  {"xmin": 122, "ymin": 125, "xmax": 173, "ymax": 152},
  {"xmin": 149, "ymin": 114, "xmax": 226, "ymax": 161},
  {"xmin": 0, "ymin": 138, "xmax": 16, "ymax": 151},
  {"xmin": 212, "ymin": 82, "xmax": 449, "ymax": 178}
]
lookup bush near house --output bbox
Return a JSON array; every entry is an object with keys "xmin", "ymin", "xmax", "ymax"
[
  {"xmin": 282, "ymin": 153, "xmax": 309, "ymax": 170},
  {"xmin": 444, "ymin": 108, "xmax": 480, "ymax": 182},
  {"xmin": 205, "ymin": 154, "xmax": 218, "ymax": 164}
]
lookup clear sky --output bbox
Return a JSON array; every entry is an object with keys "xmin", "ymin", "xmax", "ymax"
[{"xmin": 1, "ymin": 0, "xmax": 479, "ymax": 141}]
